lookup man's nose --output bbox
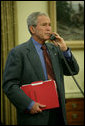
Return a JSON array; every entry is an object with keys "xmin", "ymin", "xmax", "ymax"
[{"xmin": 46, "ymin": 25, "xmax": 51, "ymax": 31}]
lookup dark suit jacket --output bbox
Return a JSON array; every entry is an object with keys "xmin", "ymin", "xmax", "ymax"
[{"xmin": 2, "ymin": 38, "xmax": 79, "ymax": 125}]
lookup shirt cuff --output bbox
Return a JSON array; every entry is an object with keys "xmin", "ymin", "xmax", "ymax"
[
  {"xmin": 63, "ymin": 48, "xmax": 71, "ymax": 59},
  {"xmin": 27, "ymin": 101, "xmax": 35, "ymax": 111}
]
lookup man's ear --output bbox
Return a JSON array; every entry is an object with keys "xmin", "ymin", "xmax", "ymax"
[{"xmin": 29, "ymin": 26, "xmax": 35, "ymax": 34}]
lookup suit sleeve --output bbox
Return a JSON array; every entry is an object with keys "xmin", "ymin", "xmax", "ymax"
[
  {"xmin": 60, "ymin": 49, "xmax": 79, "ymax": 76},
  {"xmin": 2, "ymin": 48, "xmax": 33, "ymax": 112}
]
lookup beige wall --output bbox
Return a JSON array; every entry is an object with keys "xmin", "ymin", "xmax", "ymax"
[
  {"xmin": 16, "ymin": 1, "xmax": 84, "ymax": 98},
  {"xmin": 16, "ymin": 1, "xmax": 48, "ymax": 44},
  {"xmin": 64, "ymin": 49, "xmax": 84, "ymax": 98}
]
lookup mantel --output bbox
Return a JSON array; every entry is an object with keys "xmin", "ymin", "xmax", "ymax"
[{"xmin": 65, "ymin": 92, "xmax": 84, "ymax": 99}]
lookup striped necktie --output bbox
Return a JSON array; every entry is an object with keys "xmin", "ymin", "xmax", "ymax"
[{"xmin": 41, "ymin": 45, "xmax": 55, "ymax": 80}]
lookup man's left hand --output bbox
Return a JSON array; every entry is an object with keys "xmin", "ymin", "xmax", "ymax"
[{"xmin": 50, "ymin": 33, "xmax": 67, "ymax": 51}]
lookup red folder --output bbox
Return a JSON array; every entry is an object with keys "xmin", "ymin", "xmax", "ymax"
[{"xmin": 20, "ymin": 80, "xmax": 60, "ymax": 110}]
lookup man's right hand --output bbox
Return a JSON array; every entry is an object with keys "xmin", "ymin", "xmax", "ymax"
[{"xmin": 29, "ymin": 102, "xmax": 46, "ymax": 114}]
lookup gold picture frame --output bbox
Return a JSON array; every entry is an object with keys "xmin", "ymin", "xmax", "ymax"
[{"xmin": 48, "ymin": 1, "xmax": 84, "ymax": 50}]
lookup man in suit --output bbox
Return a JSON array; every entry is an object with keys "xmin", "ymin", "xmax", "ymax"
[{"xmin": 2, "ymin": 12, "xmax": 79, "ymax": 125}]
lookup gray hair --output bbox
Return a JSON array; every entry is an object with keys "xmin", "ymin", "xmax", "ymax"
[{"xmin": 27, "ymin": 12, "xmax": 49, "ymax": 34}]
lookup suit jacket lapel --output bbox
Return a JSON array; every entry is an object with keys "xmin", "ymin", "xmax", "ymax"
[{"xmin": 26, "ymin": 39, "xmax": 45, "ymax": 80}]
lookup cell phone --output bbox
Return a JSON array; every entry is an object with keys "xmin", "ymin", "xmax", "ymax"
[{"xmin": 50, "ymin": 34, "xmax": 57, "ymax": 40}]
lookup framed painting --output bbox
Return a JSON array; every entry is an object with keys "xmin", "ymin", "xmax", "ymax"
[{"xmin": 48, "ymin": 1, "xmax": 84, "ymax": 49}]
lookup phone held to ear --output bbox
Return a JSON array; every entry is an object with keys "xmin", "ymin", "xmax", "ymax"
[{"xmin": 50, "ymin": 34, "xmax": 57, "ymax": 41}]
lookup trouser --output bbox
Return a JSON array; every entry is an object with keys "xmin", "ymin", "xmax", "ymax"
[
  {"xmin": 17, "ymin": 107, "xmax": 65, "ymax": 125},
  {"xmin": 48, "ymin": 108, "xmax": 65, "ymax": 125}
]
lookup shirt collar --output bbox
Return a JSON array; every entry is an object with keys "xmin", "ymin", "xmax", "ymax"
[{"xmin": 31, "ymin": 37, "xmax": 42, "ymax": 49}]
